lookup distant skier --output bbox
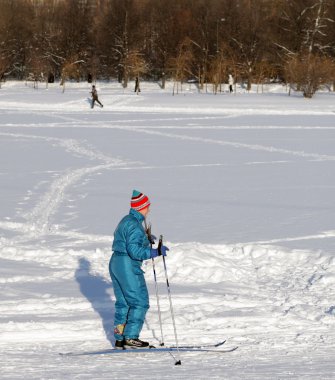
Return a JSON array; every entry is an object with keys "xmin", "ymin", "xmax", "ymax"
[
  {"xmin": 109, "ymin": 190, "xmax": 169, "ymax": 349},
  {"xmin": 228, "ymin": 74, "xmax": 234, "ymax": 93},
  {"xmin": 90, "ymin": 85, "xmax": 103, "ymax": 108}
]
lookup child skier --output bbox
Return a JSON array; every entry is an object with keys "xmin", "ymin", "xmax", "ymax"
[{"xmin": 109, "ymin": 190, "xmax": 169, "ymax": 349}]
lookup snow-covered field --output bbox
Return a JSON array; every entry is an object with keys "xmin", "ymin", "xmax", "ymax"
[{"xmin": 0, "ymin": 81, "xmax": 335, "ymax": 379}]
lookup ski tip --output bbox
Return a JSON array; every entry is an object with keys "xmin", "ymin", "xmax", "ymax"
[
  {"xmin": 215, "ymin": 340, "xmax": 226, "ymax": 347},
  {"xmin": 225, "ymin": 346, "xmax": 238, "ymax": 352}
]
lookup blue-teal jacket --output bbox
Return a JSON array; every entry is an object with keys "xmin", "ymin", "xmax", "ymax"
[
  {"xmin": 110, "ymin": 208, "xmax": 151, "ymax": 340},
  {"xmin": 112, "ymin": 208, "xmax": 151, "ymax": 263}
]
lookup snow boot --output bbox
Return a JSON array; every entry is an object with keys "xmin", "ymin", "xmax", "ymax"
[
  {"xmin": 124, "ymin": 338, "xmax": 149, "ymax": 349},
  {"xmin": 114, "ymin": 340, "xmax": 124, "ymax": 350}
]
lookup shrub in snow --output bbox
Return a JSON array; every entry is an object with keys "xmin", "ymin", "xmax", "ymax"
[{"xmin": 285, "ymin": 53, "xmax": 335, "ymax": 98}]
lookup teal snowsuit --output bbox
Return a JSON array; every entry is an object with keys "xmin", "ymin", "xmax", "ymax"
[{"xmin": 109, "ymin": 208, "xmax": 151, "ymax": 341}]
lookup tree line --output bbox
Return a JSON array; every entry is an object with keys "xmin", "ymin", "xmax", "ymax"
[{"xmin": 1, "ymin": 0, "xmax": 335, "ymax": 97}]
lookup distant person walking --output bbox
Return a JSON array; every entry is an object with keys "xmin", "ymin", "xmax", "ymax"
[
  {"xmin": 228, "ymin": 74, "xmax": 234, "ymax": 93},
  {"xmin": 134, "ymin": 76, "xmax": 141, "ymax": 94},
  {"xmin": 90, "ymin": 85, "xmax": 103, "ymax": 108}
]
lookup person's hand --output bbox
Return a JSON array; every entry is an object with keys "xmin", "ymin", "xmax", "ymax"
[
  {"xmin": 145, "ymin": 223, "xmax": 156, "ymax": 245},
  {"xmin": 150, "ymin": 248, "xmax": 159, "ymax": 258},
  {"xmin": 146, "ymin": 233, "xmax": 156, "ymax": 245},
  {"xmin": 159, "ymin": 245, "xmax": 169, "ymax": 256},
  {"xmin": 150, "ymin": 245, "xmax": 169, "ymax": 258}
]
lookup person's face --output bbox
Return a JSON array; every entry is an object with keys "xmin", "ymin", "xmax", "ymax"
[{"xmin": 140, "ymin": 206, "xmax": 150, "ymax": 217}]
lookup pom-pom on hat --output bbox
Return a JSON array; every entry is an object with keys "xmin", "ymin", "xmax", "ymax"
[{"xmin": 130, "ymin": 190, "xmax": 150, "ymax": 211}]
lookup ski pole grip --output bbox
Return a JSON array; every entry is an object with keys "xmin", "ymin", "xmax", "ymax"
[{"xmin": 158, "ymin": 235, "xmax": 163, "ymax": 256}]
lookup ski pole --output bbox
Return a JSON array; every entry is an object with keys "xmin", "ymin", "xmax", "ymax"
[
  {"xmin": 151, "ymin": 256, "xmax": 165, "ymax": 346},
  {"xmin": 159, "ymin": 235, "xmax": 182, "ymax": 365},
  {"xmin": 145, "ymin": 221, "xmax": 165, "ymax": 346}
]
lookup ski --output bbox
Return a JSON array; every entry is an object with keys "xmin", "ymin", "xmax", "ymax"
[
  {"xmin": 169, "ymin": 339, "xmax": 226, "ymax": 349},
  {"xmin": 60, "ymin": 345, "xmax": 237, "ymax": 357}
]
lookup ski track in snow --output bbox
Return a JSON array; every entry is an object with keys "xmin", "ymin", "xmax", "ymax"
[
  {"xmin": 0, "ymin": 131, "xmax": 139, "ymax": 238},
  {"xmin": 1, "ymin": 83, "xmax": 335, "ymax": 379},
  {"xmin": 0, "ymin": 121, "xmax": 331, "ymax": 245},
  {"xmin": 3, "ymin": 113, "xmax": 332, "ymax": 242},
  {"xmin": 113, "ymin": 125, "xmax": 335, "ymax": 161}
]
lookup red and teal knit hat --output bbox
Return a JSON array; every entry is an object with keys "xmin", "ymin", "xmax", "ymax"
[{"xmin": 130, "ymin": 190, "xmax": 150, "ymax": 211}]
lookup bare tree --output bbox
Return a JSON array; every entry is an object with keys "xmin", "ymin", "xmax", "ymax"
[
  {"xmin": 86, "ymin": 55, "xmax": 100, "ymax": 83},
  {"xmin": 168, "ymin": 38, "xmax": 194, "ymax": 95},
  {"xmin": 0, "ymin": 0, "xmax": 34, "ymax": 79},
  {"xmin": 285, "ymin": 53, "xmax": 334, "ymax": 97},
  {"xmin": 60, "ymin": 57, "xmax": 84, "ymax": 92},
  {"xmin": 208, "ymin": 52, "xmax": 228, "ymax": 94},
  {"xmin": 302, "ymin": 0, "xmax": 334, "ymax": 56},
  {"xmin": 1, "ymin": 0, "xmax": 335, "ymax": 98},
  {"xmin": 275, "ymin": 1, "xmax": 334, "ymax": 66},
  {"xmin": 225, "ymin": 0, "xmax": 275, "ymax": 91},
  {"xmin": 254, "ymin": 60, "xmax": 277, "ymax": 93},
  {"xmin": 0, "ymin": 55, "xmax": 10, "ymax": 88},
  {"xmin": 126, "ymin": 50, "xmax": 148, "ymax": 90}
]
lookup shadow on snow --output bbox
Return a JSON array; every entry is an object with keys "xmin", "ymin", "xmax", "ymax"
[{"xmin": 75, "ymin": 257, "xmax": 115, "ymax": 345}]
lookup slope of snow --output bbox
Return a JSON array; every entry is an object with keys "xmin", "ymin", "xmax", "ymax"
[{"xmin": 0, "ymin": 81, "xmax": 334, "ymax": 379}]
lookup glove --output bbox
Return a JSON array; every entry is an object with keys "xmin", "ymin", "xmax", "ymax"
[
  {"xmin": 148, "ymin": 234, "xmax": 157, "ymax": 245},
  {"xmin": 159, "ymin": 245, "xmax": 169, "ymax": 256},
  {"xmin": 150, "ymin": 245, "xmax": 169, "ymax": 258}
]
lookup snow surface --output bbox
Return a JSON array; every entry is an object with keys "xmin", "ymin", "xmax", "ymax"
[{"xmin": 0, "ymin": 81, "xmax": 335, "ymax": 379}]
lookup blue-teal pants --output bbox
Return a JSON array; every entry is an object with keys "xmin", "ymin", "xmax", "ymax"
[{"xmin": 109, "ymin": 254, "xmax": 149, "ymax": 340}]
